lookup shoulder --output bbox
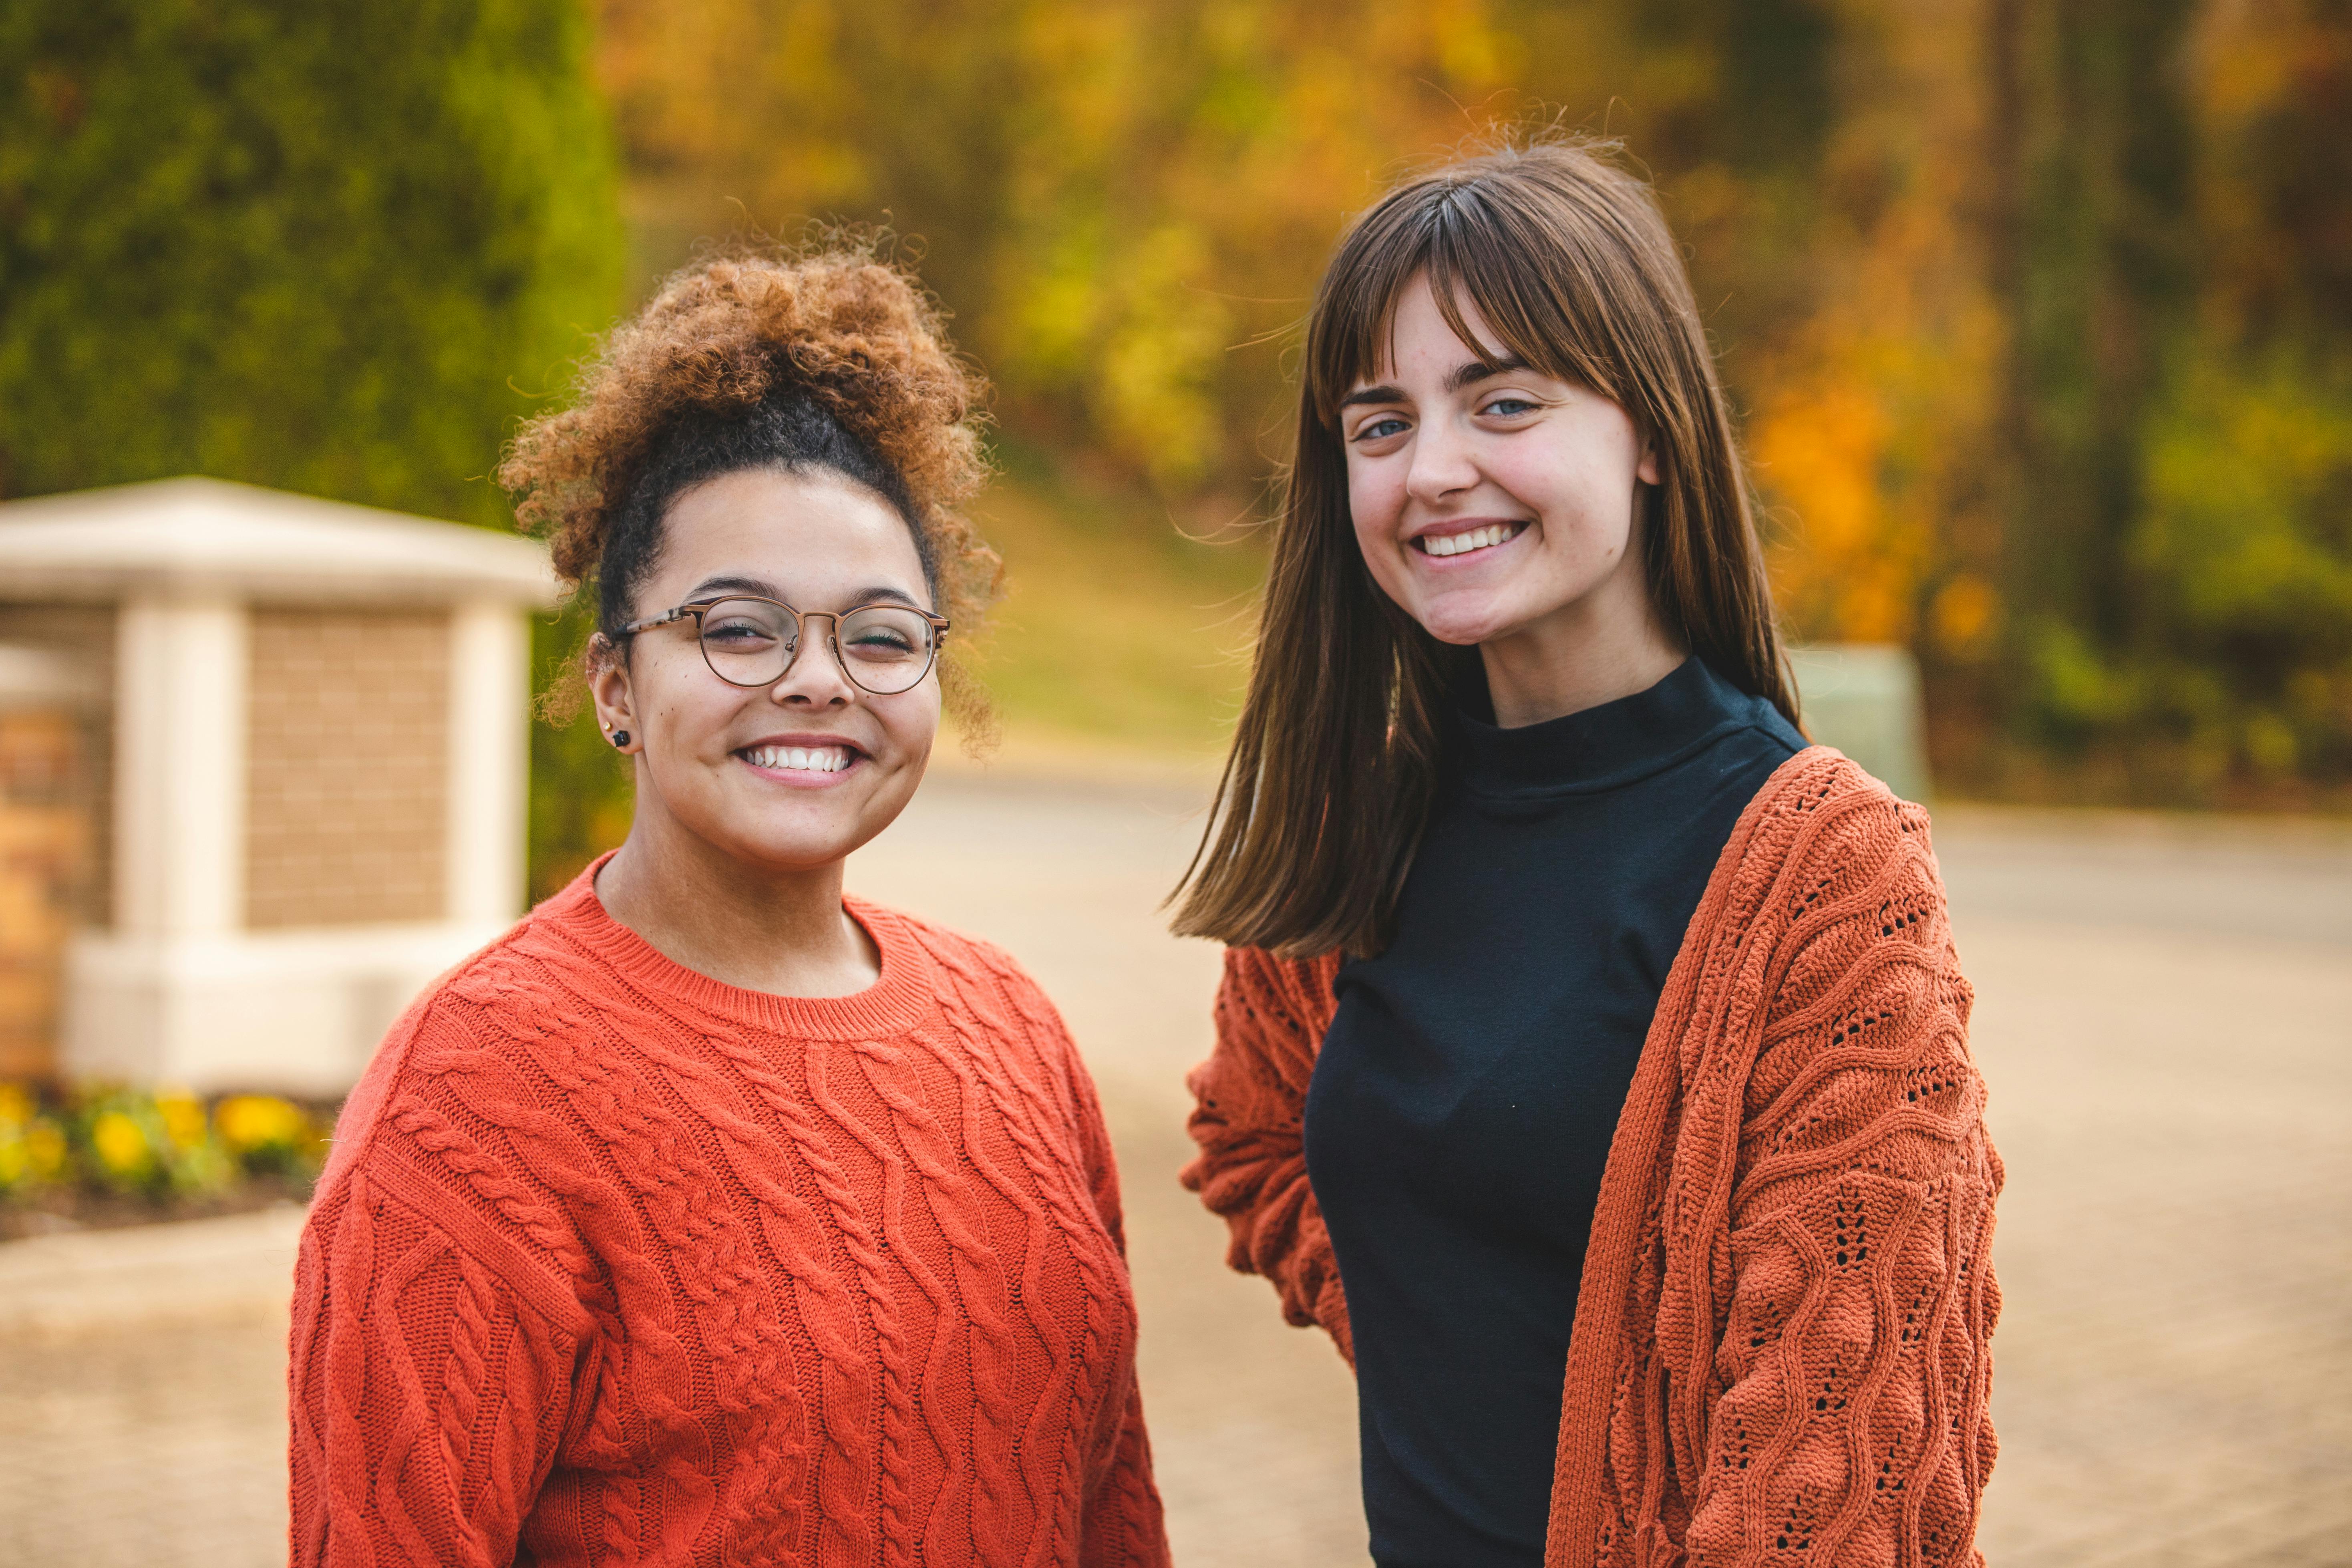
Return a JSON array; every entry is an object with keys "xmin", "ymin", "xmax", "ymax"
[
  {"xmin": 867, "ymin": 899, "xmax": 1055, "ymax": 1016},
  {"xmin": 1718, "ymin": 746, "xmax": 1942, "ymax": 907},
  {"xmin": 1705, "ymin": 747, "xmax": 1975, "ymax": 1098},
  {"xmin": 1681, "ymin": 745, "xmax": 1962, "ymax": 1044},
  {"xmin": 305, "ymin": 915, "xmax": 612, "ymax": 1289},
  {"xmin": 859, "ymin": 896, "xmax": 1097, "ymax": 1070},
  {"xmin": 321, "ymin": 915, "xmax": 571, "ymax": 1184}
]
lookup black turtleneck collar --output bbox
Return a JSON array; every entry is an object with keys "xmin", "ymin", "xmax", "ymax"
[{"xmin": 1451, "ymin": 655, "xmax": 1779, "ymax": 798}]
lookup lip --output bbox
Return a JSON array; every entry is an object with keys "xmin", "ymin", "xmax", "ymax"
[
  {"xmin": 1406, "ymin": 517, "xmax": 1530, "ymax": 563},
  {"xmin": 734, "ymin": 731, "xmax": 869, "ymax": 788}
]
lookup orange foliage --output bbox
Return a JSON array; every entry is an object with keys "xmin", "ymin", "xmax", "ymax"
[{"xmin": 1748, "ymin": 0, "xmax": 2004, "ymax": 657}]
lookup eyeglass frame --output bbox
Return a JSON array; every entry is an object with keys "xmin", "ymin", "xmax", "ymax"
[{"xmin": 611, "ymin": 594, "xmax": 952, "ymax": 696}]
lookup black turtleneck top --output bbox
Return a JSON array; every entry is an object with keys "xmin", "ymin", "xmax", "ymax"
[{"xmin": 1302, "ymin": 656, "xmax": 1805, "ymax": 1568}]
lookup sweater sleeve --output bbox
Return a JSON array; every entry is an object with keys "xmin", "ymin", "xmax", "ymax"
[
  {"xmin": 1064, "ymin": 1035, "xmax": 1173, "ymax": 1568},
  {"xmin": 287, "ymin": 999, "xmax": 600, "ymax": 1568},
  {"xmin": 1674, "ymin": 795, "xmax": 2002, "ymax": 1566},
  {"xmin": 1178, "ymin": 945, "xmax": 1352, "ymax": 1362}
]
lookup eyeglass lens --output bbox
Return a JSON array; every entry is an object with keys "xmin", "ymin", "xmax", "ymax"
[{"xmin": 698, "ymin": 597, "xmax": 937, "ymax": 695}]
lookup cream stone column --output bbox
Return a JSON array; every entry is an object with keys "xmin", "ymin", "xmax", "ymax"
[
  {"xmin": 444, "ymin": 598, "xmax": 530, "ymax": 926},
  {"xmin": 66, "ymin": 596, "xmax": 250, "ymax": 1083},
  {"xmin": 114, "ymin": 596, "xmax": 247, "ymax": 937}
]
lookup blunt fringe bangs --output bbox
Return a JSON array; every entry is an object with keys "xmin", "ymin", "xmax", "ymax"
[{"xmin": 1171, "ymin": 136, "xmax": 1797, "ymax": 960}]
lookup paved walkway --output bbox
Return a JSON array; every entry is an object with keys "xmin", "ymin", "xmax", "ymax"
[{"xmin": 1, "ymin": 774, "xmax": 2346, "ymax": 1566}]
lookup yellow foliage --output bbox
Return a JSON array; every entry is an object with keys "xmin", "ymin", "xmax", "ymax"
[
  {"xmin": 215, "ymin": 1094, "xmax": 312, "ymax": 1158},
  {"xmin": 599, "ymin": 0, "xmax": 1525, "ymax": 493}
]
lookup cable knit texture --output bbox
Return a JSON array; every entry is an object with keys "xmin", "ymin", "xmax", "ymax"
[
  {"xmin": 1181, "ymin": 749, "xmax": 2001, "ymax": 1567},
  {"xmin": 290, "ymin": 859, "xmax": 1169, "ymax": 1568}
]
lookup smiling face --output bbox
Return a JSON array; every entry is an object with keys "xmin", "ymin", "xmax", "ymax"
[
  {"xmin": 1340, "ymin": 274, "xmax": 1680, "ymax": 722},
  {"xmin": 590, "ymin": 466, "xmax": 940, "ymax": 877}
]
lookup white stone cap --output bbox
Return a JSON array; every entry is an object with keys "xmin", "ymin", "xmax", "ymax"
[{"xmin": 0, "ymin": 476, "xmax": 557, "ymax": 606}]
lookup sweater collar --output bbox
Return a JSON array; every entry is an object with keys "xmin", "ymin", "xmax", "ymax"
[
  {"xmin": 1452, "ymin": 656, "xmax": 1757, "ymax": 798},
  {"xmin": 530, "ymin": 851, "xmax": 937, "ymax": 1040}
]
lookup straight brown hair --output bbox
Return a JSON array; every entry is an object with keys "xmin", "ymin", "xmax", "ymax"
[{"xmin": 1170, "ymin": 136, "xmax": 1797, "ymax": 960}]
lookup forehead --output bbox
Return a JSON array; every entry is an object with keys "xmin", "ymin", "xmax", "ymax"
[
  {"xmin": 1361, "ymin": 276, "xmax": 1512, "ymax": 380},
  {"xmin": 1323, "ymin": 263, "xmax": 1555, "ymax": 417},
  {"xmin": 656, "ymin": 468, "xmax": 927, "ymax": 598}
]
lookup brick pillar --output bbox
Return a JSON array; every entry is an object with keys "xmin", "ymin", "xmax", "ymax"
[{"xmin": 0, "ymin": 709, "xmax": 89, "ymax": 1080}]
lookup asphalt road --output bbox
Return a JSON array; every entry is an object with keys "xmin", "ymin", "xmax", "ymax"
[{"xmin": 1, "ymin": 771, "xmax": 2346, "ymax": 1567}]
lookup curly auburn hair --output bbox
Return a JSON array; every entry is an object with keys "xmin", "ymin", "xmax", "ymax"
[{"xmin": 499, "ymin": 241, "xmax": 1001, "ymax": 722}]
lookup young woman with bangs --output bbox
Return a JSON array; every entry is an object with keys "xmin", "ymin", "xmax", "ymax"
[{"xmin": 1175, "ymin": 141, "xmax": 2002, "ymax": 1567}]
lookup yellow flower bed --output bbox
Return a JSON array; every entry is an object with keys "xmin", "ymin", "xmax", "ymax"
[{"xmin": 0, "ymin": 1082, "xmax": 331, "ymax": 1204}]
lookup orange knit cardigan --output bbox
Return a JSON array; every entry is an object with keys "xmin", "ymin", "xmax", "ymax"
[{"xmin": 1181, "ymin": 749, "xmax": 2002, "ymax": 1567}]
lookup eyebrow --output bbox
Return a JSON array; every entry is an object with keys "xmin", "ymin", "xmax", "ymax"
[
  {"xmin": 1337, "ymin": 356, "xmax": 1536, "ymax": 409},
  {"xmin": 1447, "ymin": 355, "xmax": 1532, "ymax": 393},
  {"xmin": 688, "ymin": 574, "xmax": 781, "ymax": 600},
  {"xmin": 687, "ymin": 575, "xmax": 926, "ymax": 610}
]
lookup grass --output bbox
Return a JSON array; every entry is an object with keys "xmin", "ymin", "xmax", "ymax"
[{"xmin": 952, "ymin": 451, "xmax": 1268, "ymax": 762}]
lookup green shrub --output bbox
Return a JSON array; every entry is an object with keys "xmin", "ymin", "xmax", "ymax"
[{"xmin": 0, "ymin": 0, "xmax": 622, "ymax": 523}]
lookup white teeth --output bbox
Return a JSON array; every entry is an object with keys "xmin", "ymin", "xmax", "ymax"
[
  {"xmin": 747, "ymin": 745, "xmax": 849, "ymax": 773},
  {"xmin": 1420, "ymin": 523, "xmax": 1520, "ymax": 558}
]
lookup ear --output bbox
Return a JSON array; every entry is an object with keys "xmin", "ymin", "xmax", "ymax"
[
  {"xmin": 1636, "ymin": 439, "xmax": 1662, "ymax": 488},
  {"xmin": 587, "ymin": 634, "xmax": 639, "ymax": 753}
]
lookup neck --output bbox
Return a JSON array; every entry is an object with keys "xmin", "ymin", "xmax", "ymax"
[
  {"xmin": 593, "ymin": 805, "xmax": 880, "ymax": 998},
  {"xmin": 1478, "ymin": 568, "xmax": 1687, "ymax": 729}
]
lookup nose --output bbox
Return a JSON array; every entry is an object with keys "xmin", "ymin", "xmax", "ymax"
[
  {"xmin": 1404, "ymin": 414, "xmax": 1479, "ymax": 508},
  {"xmin": 769, "ymin": 612, "xmax": 855, "ymax": 709}
]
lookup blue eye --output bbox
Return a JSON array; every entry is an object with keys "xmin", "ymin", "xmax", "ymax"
[
  {"xmin": 1483, "ymin": 398, "xmax": 1538, "ymax": 417},
  {"xmin": 1355, "ymin": 417, "xmax": 1409, "ymax": 441}
]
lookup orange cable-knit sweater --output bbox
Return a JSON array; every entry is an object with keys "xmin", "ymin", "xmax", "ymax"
[
  {"xmin": 290, "ymin": 858, "xmax": 1169, "ymax": 1568},
  {"xmin": 1182, "ymin": 750, "xmax": 2002, "ymax": 1567}
]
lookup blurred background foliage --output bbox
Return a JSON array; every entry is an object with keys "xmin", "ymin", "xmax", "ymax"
[{"xmin": 4, "ymin": 0, "xmax": 2348, "ymax": 896}]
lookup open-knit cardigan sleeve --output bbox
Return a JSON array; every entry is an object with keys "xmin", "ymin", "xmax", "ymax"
[
  {"xmin": 1179, "ymin": 945, "xmax": 1349, "ymax": 1363},
  {"xmin": 1180, "ymin": 751, "xmax": 2002, "ymax": 1567}
]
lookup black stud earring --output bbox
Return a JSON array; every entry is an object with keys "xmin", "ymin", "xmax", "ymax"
[{"xmin": 612, "ymin": 730, "xmax": 630, "ymax": 748}]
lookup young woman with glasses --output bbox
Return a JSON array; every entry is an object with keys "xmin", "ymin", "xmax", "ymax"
[
  {"xmin": 289, "ymin": 248, "xmax": 1169, "ymax": 1568},
  {"xmin": 1174, "ymin": 140, "xmax": 2002, "ymax": 1567}
]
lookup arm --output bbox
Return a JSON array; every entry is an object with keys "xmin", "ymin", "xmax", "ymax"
[
  {"xmin": 1678, "ymin": 797, "xmax": 2002, "ymax": 1565},
  {"xmin": 1066, "ymin": 1045, "xmax": 1173, "ymax": 1568},
  {"xmin": 288, "ymin": 1163, "xmax": 587, "ymax": 1568},
  {"xmin": 1178, "ymin": 945, "xmax": 1352, "ymax": 1361}
]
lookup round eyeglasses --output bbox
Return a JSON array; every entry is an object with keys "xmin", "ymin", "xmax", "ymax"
[{"xmin": 614, "ymin": 595, "xmax": 950, "ymax": 696}]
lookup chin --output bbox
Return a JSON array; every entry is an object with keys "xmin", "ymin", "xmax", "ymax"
[
  {"xmin": 730, "ymin": 823, "xmax": 869, "ymax": 874},
  {"xmin": 1410, "ymin": 596, "xmax": 1515, "ymax": 648},
  {"xmin": 689, "ymin": 792, "xmax": 875, "ymax": 872}
]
